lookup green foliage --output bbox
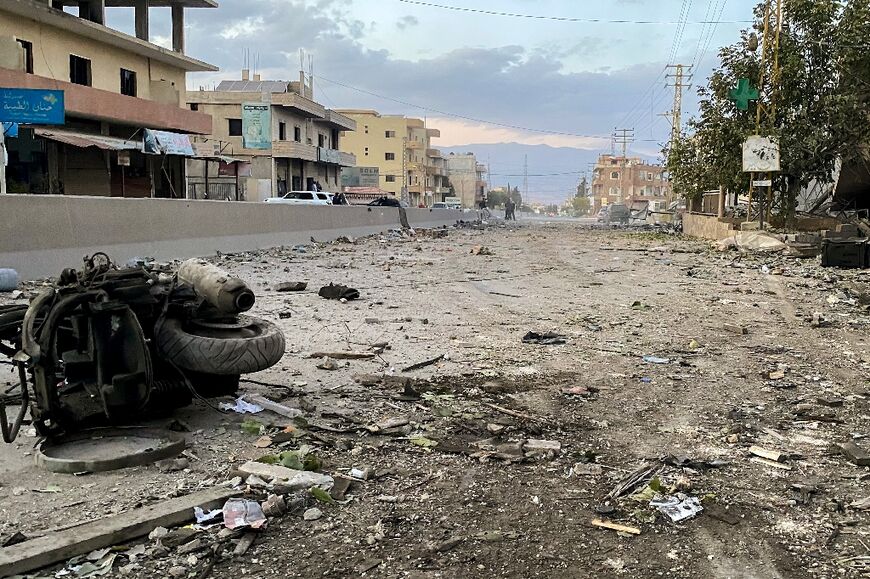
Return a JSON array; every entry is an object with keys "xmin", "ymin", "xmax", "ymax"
[
  {"xmin": 571, "ymin": 195, "xmax": 592, "ymax": 216},
  {"xmin": 667, "ymin": 0, "xmax": 870, "ymax": 223}
]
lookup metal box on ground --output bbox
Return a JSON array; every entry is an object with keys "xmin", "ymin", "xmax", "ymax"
[{"xmin": 821, "ymin": 239, "xmax": 867, "ymax": 269}]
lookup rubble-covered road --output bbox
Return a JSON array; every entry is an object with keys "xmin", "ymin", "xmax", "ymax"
[{"xmin": 4, "ymin": 221, "xmax": 870, "ymax": 578}]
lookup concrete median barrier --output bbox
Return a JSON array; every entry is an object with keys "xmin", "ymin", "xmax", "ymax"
[{"xmin": 0, "ymin": 195, "xmax": 465, "ymax": 279}]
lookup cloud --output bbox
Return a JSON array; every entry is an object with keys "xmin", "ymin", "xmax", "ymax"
[
  {"xmin": 219, "ymin": 16, "xmax": 266, "ymax": 39},
  {"xmin": 396, "ymin": 15, "xmax": 419, "ymax": 30},
  {"xmin": 177, "ymin": 0, "xmax": 673, "ymax": 149}
]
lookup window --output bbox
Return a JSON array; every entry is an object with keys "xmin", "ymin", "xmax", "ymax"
[
  {"xmin": 385, "ymin": 175, "xmax": 396, "ymax": 183},
  {"xmin": 385, "ymin": 130, "xmax": 396, "ymax": 138},
  {"xmin": 228, "ymin": 119, "xmax": 243, "ymax": 136},
  {"xmin": 610, "ymin": 171, "xmax": 620, "ymax": 179},
  {"xmin": 69, "ymin": 54, "xmax": 91, "ymax": 86},
  {"xmin": 279, "ymin": 122, "xmax": 287, "ymax": 141},
  {"xmin": 16, "ymin": 39, "xmax": 33, "ymax": 74},
  {"xmin": 120, "ymin": 68, "xmax": 137, "ymax": 97},
  {"xmin": 647, "ymin": 172, "xmax": 654, "ymax": 181},
  {"xmin": 318, "ymin": 134, "xmax": 327, "ymax": 147},
  {"xmin": 364, "ymin": 147, "xmax": 369, "ymax": 157},
  {"xmin": 364, "ymin": 125, "xmax": 369, "ymax": 134},
  {"xmin": 294, "ymin": 126, "xmax": 301, "ymax": 142},
  {"xmin": 189, "ymin": 103, "xmax": 199, "ymax": 111},
  {"xmin": 385, "ymin": 152, "xmax": 396, "ymax": 161}
]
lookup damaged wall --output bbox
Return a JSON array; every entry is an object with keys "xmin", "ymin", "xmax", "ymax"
[{"xmin": 0, "ymin": 195, "xmax": 468, "ymax": 279}]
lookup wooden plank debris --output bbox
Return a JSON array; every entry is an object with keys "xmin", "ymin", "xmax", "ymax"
[
  {"xmin": 750, "ymin": 457, "xmax": 792, "ymax": 470},
  {"xmin": 0, "ymin": 487, "xmax": 237, "ymax": 577},
  {"xmin": 309, "ymin": 351, "xmax": 376, "ymax": 360},
  {"xmin": 591, "ymin": 519, "xmax": 641, "ymax": 535}
]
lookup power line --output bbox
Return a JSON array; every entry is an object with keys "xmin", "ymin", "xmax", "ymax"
[
  {"xmin": 318, "ymin": 75, "xmax": 661, "ymax": 142},
  {"xmin": 397, "ymin": 0, "xmax": 751, "ymax": 24}
]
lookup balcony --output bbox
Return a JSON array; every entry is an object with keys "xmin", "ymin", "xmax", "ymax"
[
  {"xmin": 406, "ymin": 140, "xmax": 424, "ymax": 150},
  {"xmin": 316, "ymin": 110, "xmax": 356, "ymax": 132},
  {"xmin": 270, "ymin": 93, "xmax": 327, "ymax": 119},
  {"xmin": 0, "ymin": 68, "xmax": 211, "ymax": 133},
  {"xmin": 317, "ymin": 147, "xmax": 356, "ymax": 167},
  {"xmin": 427, "ymin": 149, "xmax": 443, "ymax": 158},
  {"xmin": 272, "ymin": 141, "xmax": 318, "ymax": 162}
]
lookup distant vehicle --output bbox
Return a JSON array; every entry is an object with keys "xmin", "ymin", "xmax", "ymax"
[
  {"xmin": 432, "ymin": 202, "xmax": 448, "ymax": 209},
  {"xmin": 606, "ymin": 204, "xmax": 631, "ymax": 224},
  {"xmin": 368, "ymin": 196, "xmax": 406, "ymax": 208},
  {"xmin": 265, "ymin": 191, "xmax": 333, "ymax": 206},
  {"xmin": 596, "ymin": 206, "xmax": 610, "ymax": 222},
  {"xmin": 444, "ymin": 196, "xmax": 462, "ymax": 210}
]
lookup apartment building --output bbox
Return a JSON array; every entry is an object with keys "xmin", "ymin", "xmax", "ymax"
[
  {"xmin": 337, "ymin": 110, "xmax": 448, "ymax": 206},
  {"xmin": 590, "ymin": 154, "xmax": 671, "ymax": 213},
  {"xmin": 0, "ymin": 0, "xmax": 217, "ymax": 197},
  {"xmin": 446, "ymin": 152, "xmax": 487, "ymax": 208},
  {"xmin": 186, "ymin": 73, "xmax": 356, "ymax": 201}
]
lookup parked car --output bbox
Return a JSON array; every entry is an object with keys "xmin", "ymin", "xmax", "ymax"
[
  {"xmin": 264, "ymin": 191, "xmax": 333, "ymax": 205},
  {"xmin": 596, "ymin": 206, "xmax": 610, "ymax": 222},
  {"xmin": 368, "ymin": 196, "xmax": 407, "ymax": 208},
  {"xmin": 432, "ymin": 202, "xmax": 448, "ymax": 209}
]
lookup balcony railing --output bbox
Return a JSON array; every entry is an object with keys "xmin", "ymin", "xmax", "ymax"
[{"xmin": 272, "ymin": 141, "xmax": 318, "ymax": 161}]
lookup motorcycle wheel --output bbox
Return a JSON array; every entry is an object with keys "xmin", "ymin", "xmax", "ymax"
[{"xmin": 156, "ymin": 315, "xmax": 285, "ymax": 375}]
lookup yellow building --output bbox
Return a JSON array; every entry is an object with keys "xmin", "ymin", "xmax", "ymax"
[
  {"xmin": 337, "ymin": 110, "xmax": 448, "ymax": 206},
  {"xmin": 0, "ymin": 0, "xmax": 217, "ymax": 197}
]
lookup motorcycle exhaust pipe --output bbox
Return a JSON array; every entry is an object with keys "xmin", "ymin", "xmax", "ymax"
[{"xmin": 176, "ymin": 259, "xmax": 256, "ymax": 314}]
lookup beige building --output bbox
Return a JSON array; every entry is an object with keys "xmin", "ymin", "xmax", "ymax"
[
  {"xmin": 186, "ymin": 73, "xmax": 356, "ymax": 201},
  {"xmin": 590, "ymin": 154, "xmax": 671, "ymax": 213},
  {"xmin": 0, "ymin": 0, "xmax": 217, "ymax": 197},
  {"xmin": 337, "ymin": 110, "xmax": 448, "ymax": 206},
  {"xmin": 446, "ymin": 153, "xmax": 487, "ymax": 208}
]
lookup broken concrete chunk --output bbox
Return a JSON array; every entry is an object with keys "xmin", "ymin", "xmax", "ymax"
[
  {"xmin": 317, "ymin": 357, "xmax": 340, "ymax": 371},
  {"xmin": 839, "ymin": 442, "xmax": 870, "ymax": 466},
  {"xmin": 523, "ymin": 439, "xmax": 562, "ymax": 459},
  {"xmin": 238, "ymin": 461, "xmax": 334, "ymax": 490},
  {"xmin": 748, "ymin": 446, "xmax": 786, "ymax": 463},
  {"xmin": 722, "ymin": 323, "xmax": 748, "ymax": 335}
]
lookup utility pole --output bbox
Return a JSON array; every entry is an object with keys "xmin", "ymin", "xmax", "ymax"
[
  {"xmin": 401, "ymin": 136, "xmax": 408, "ymax": 205},
  {"xmin": 522, "ymin": 154, "xmax": 528, "ymax": 205},
  {"xmin": 0, "ymin": 126, "xmax": 6, "ymax": 195},
  {"xmin": 613, "ymin": 128, "xmax": 634, "ymax": 204},
  {"xmin": 665, "ymin": 64, "xmax": 692, "ymax": 148}
]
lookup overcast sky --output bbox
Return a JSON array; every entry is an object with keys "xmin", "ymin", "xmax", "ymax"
[{"xmin": 103, "ymin": 0, "xmax": 756, "ymax": 156}]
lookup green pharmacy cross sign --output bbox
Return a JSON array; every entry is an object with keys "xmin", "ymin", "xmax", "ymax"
[{"xmin": 729, "ymin": 78, "xmax": 759, "ymax": 111}]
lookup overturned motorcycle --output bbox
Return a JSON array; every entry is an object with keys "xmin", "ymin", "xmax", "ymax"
[{"xmin": 0, "ymin": 254, "xmax": 285, "ymax": 443}]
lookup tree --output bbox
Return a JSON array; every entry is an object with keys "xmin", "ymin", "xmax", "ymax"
[
  {"xmin": 667, "ymin": 0, "xmax": 870, "ymax": 225},
  {"xmin": 572, "ymin": 195, "xmax": 592, "ymax": 215},
  {"xmin": 487, "ymin": 189, "xmax": 508, "ymax": 208}
]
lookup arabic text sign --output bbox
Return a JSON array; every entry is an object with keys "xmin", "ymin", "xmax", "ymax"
[
  {"xmin": 242, "ymin": 102, "xmax": 271, "ymax": 150},
  {"xmin": 0, "ymin": 88, "xmax": 65, "ymax": 125},
  {"xmin": 742, "ymin": 135, "xmax": 780, "ymax": 173},
  {"xmin": 144, "ymin": 129, "xmax": 194, "ymax": 156}
]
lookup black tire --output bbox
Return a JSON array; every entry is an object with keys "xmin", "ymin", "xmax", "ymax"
[{"xmin": 156, "ymin": 315, "xmax": 285, "ymax": 375}]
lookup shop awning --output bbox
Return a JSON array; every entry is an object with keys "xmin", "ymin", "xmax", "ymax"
[{"xmin": 33, "ymin": 128, "xmax": 142, "ymax": 151}]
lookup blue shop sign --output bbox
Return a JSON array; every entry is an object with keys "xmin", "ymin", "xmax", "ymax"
[{"xmin": 0, "ymin": 88, "xmax": 65, "ymax": 125}]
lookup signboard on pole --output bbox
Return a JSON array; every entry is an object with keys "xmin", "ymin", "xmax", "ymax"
[
  {"xmin": 241, "ymin": 102, "xmax": 271, "ymax": 150},
  {"xmin": 742, "ymin": 136, "xmax": 780, "ymax": 172},
  {"xmin": 0, "ymin": 88, "xmax": 65, "ymax": 125},
  {"xmin": 144, "ymin": 129, "xmax": 194, "ymax": 156}
]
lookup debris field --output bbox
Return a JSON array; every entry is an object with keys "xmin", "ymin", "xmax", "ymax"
[{"xmin": 3, "ymin": 221, "xmax": 870, "ymax": 578}]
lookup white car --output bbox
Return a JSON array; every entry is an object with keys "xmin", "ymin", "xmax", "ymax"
[{"xmin": 264, "ymin": 191, "xmax": 333, "ymax": 205}]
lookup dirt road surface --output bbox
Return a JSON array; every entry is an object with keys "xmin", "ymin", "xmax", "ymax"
[{"xmin": 3, "ymin": 221, "xmax": 870, "ymax": 578}]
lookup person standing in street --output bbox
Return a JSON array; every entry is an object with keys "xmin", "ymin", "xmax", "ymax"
[{"xmin": 505, "ymin": 198, "xmax": 516, "ymax": 221}]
